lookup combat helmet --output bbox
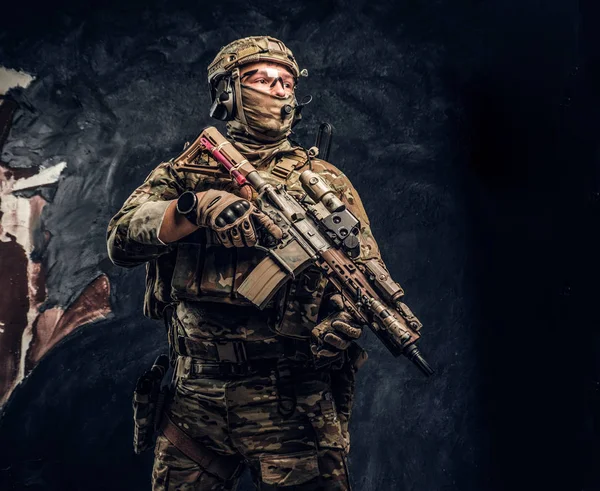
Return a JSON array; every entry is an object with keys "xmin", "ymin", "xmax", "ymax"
[{"xmin": 207, "ymin": 36, "xmax": 308, "ymax": 123}]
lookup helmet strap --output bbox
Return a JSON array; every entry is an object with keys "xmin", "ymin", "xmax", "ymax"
[{"xmin": 230, "ymin": 68, "xmax": 248, "ymax": 126}]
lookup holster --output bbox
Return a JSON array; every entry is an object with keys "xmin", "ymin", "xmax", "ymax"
[{"xmin": 132, "ymin": 357, "xmax": 171, "ymax": 454}]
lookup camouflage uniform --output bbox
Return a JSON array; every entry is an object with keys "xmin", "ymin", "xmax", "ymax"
[{"xmin": 107, "ymin": 37, "xmax": 382, "ymax": 491}]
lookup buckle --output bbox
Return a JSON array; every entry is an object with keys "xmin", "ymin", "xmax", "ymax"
[
  {"xmin": 224, "ymin": 363, "xmax": 249, "ymax": 376},
  {"xmin": 215, "ymin": 341, "xmax": 247, "ymax": 363},
  {"xmin": 175, "ymin": 356, "xmax": 191, "ymax": 379}
]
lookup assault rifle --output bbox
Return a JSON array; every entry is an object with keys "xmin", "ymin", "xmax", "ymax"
[{"xmin": 196, "ymin": 126, "xmax": 434, "ymax": 377}]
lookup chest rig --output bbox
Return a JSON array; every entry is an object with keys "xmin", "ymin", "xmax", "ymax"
[{"xmin": 169, "ymin": 138, "xmax": 329, "ymax": 340}]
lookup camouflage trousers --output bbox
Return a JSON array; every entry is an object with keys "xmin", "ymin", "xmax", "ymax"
[{"xmin": 152, "ymin": 360, "xmax": 352, "ymax": 490}]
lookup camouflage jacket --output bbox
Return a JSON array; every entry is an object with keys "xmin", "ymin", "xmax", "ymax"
[{"xmin": 106, "ymin": 138, "xmax": 382, "ymax": 342}]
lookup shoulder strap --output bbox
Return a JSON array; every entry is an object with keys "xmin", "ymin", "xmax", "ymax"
[{"xmin": 271, "ymin": 153, "xmax": 308, "ymax": 180}]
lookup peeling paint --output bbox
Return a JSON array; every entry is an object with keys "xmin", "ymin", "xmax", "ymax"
[
  {"xmin": 11, "ymin": 162, "xmax": 67, "ymax": 192},
  {"xmin": 0, "ymin": 164, "xmax": 63, "ymax": 400},
  {"xmin": 26, "ymin": 275, "xmax": 111, "ymax": 368},
  {"xmin": 0, "ymin": 67, "xmax": 35, "ymax": 95},
  {"xmin": 0, "ymin": 159, "xmax": 112, "ymax": 404}
]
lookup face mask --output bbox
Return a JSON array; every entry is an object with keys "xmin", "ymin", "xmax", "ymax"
[{"xmin": 239, "ymin": 85, "xmax": 295, "ymax": 139}]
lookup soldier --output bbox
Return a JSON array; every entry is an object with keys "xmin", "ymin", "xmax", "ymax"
[{"xmin": 107, "ymin": 36, "xmax": 385, "ymax": 490}]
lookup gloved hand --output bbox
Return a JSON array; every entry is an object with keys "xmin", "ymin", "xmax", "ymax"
[
  {"xmin": 311, "ymin": 294, "xmax": 364, "ymax": 358},
  {"xmin": 195, "ymin": 189, "xmax": 282, "ymax": 247}
]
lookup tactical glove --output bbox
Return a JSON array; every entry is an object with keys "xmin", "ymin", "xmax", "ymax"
[
  {"xmin": 311, "ymin": 294, "xmax": 364, "ymax": 358},
  {"xmin": 195, "ymin": 189, "xmax": 282, "ymax": 248}
]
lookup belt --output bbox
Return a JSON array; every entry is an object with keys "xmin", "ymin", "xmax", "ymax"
[
  {"xmin": 175, "ymin": 336, "xmax": 313, "ymax": 364},
  {"xmin": 175, "ymin": 356, "xmax": 280, "ymax": 378}
]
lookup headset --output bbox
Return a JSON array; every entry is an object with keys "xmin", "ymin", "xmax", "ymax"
[
  {"xmin": 209, "ymin": 74, "xmax": 312, "ymax": 129},
  {"xmin": 209, "ymin": 76, "xmax": 235, "ymax": 122}
]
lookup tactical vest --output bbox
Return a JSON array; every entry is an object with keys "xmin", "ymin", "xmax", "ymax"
[{"xmin": 144, "ymin": 147, "xmax": 332, "ymax": 340}]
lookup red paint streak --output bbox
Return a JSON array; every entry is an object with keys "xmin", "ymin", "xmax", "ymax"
[
  {"xmin": 0, "ymin": 237, "xmax": 29, "ymax": 399},
  {"xmin": 27, "ymin": 275, "xmax": 111, "ymax": 368}
]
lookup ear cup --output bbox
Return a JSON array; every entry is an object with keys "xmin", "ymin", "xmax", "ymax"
[
  {"xmin": 209, "ymin": 101, "xmax": 230, "ymax": 121},
  {"xmin": 209, "ymin": 77, "xmax": 235, "ymax": 121}
]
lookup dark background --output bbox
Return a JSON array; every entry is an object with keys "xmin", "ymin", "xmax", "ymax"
[{"xmin": 0, "ymin": 0, "xmax": 599, "ymax": 490}]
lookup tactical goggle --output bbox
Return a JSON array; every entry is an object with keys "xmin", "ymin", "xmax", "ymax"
[{"xmin": 240, "ymin": 67, "xmax": 296, "ymax": 91}]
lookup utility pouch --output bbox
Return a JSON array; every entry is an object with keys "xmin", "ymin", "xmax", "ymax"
[
  {"xmin": 347, "ymin": 342, "xmax": 368, "ymax": 373},
  {"xmin": 132, "ymin": 354, "xmax": 170, "ymax": 455},
  {"xmin": 330, "ymin": 342, "xmax": 368, "ymax": 432}
]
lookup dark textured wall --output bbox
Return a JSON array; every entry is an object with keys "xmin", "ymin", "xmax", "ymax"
[{"xmin": 0, "ymin": 1, "xmax": 598, "ymax": 490}]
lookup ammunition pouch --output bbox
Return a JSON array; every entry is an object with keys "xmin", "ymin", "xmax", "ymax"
[{"xmin": 271, "ymin": 266, "xmax": 328, "ymax": 340}]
